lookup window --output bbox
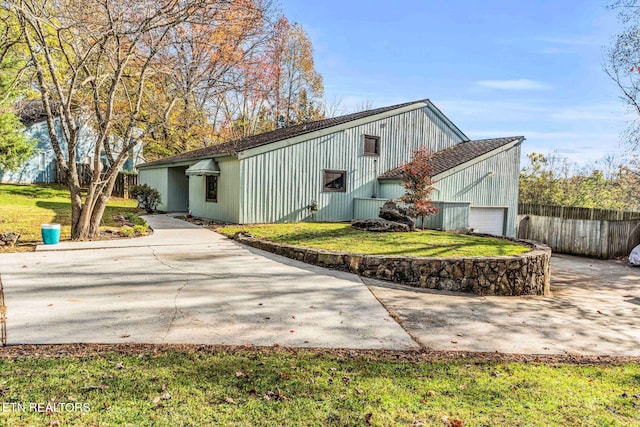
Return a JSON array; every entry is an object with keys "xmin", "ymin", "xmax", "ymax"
[
  {"xmin": 363, "ymin": 135, "xmax": 380, "ymax": 156},
  {"xmin": 206, "ymin": 175, "xmax": 218, "ymax": 202},
  {"xmin": 38, "ymin": 152, "xmax": 46, "ymax": 171},
  {"xmin": 323, "ymin": 170, "xmax": 346, "ymax": 192}
]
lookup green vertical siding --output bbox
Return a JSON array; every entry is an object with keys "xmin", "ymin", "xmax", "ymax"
[
  {"xmin": 352, "ymin": 199, "xmax": 470, "ymax": 231},
  {"xmin": 238, "ymin": 106, "xmax": 464, "ymax": 224},
  {"xmin": 417, "ymin": 201, "xmax": 470, "ymax": 230},
  {"xmin": 378, "ymin": 149, "xmax": 519, "ymax": 235},
  {"xmin": 353, "ymin": 198, "xmax": 388, "ymax": 219},
  {"xmin": 189, "ymin": 158, "xmax": 240, "ymax": 223},
  {"xmin": 139, "ymin": 168, "xmax": 169, "ymax": 211},
  {"xmin": 167, "ymin": 166, "xmax": 189, "ymax": 211},
  {"xmin": 441, "ymin": 202, "xmax": 470, "ymax": 230},
  {"xmin": 433, "ymin": 145, "xmax": 521, "ymax": 236}
]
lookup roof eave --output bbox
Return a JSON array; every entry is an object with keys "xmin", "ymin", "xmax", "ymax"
[
  {"xmin": 424, "ymin": 100, "xmax": 469, "ymax": 142},
  {"xmin": 137, "ymin": 152, "xmax": 234, "ymax": 169}
]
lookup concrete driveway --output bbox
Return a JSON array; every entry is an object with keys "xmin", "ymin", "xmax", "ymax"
[
  {"xmin": 1, "ymin": 215, "xmax": 639, "ymax": 356},
  {"xmin": 368, "ymin": 254, "xmax": 640, "ymax": 356},
  {"xmin": 0, "ymin": 215, "xmax": 417, "ymax": 350}
]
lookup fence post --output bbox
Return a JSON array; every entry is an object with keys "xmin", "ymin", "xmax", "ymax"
[{"xmin": 123, "ymin": 173, "xmax": 129, "ymax": 199}]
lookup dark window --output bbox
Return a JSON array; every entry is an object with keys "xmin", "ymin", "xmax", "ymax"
[
  {"xmin": 206, "ymin": 175, "xmax": 218, "ymax": 202},
  {"xmin": 363, "ymin": 135, "xmax": 380, "ymax": 156},
  {"xmin": 323, "ymin": 170, "xmax": 346, "ymax": 192}
]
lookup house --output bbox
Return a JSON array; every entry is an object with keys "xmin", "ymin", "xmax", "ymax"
[
  {"xmin": 0, "ymin": 100, "xmax": 143, "ymax": 183},
  {"xmin": 137, "ymin": 99, "xmax": 524, "ymax": 236}
]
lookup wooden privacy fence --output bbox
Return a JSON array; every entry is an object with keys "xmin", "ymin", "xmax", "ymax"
[
  {"xmin": 111, "ymin": 173, "xmax": 138, "ymax": 198},
  {"xmin": 519, "ymin": 203, "xmax": 640, "ymax": 221},
  {"xmin": 517, "ymin": 204, "xmax": 640, "ymax": 259},
  {"xmin": 54, "ymin": 162, "xmax": 138, "ymax": 199}
]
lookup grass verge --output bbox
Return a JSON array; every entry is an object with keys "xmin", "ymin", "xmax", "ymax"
[
  {"xmin": 218, "ymin": 223, "xmax": 529, "ymax": 258},
  {"xmin": 0, "ymin": 347, "xmax": 638, "ymax": 426},
  {"xmin": 0, "ymin": 184, "xmax": 140, "ymax": 250}
]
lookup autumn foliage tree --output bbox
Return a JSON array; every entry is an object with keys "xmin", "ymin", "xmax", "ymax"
[
  {"xmin": 401, "ymin": 146, "xmax": 439, "ymax": 229},
  {"xmin": 0, "ymin": 8, "xmax": 34, "ymax": 171},
  {"xmin": 213, "ymin": 16, "xmax": 324, "ymax": 142},
  {"xmin": 519, "ymin": 152, "xmax": 640, "ymax": 209},
  {"xmin": 141, "ymin": 0, "xmax": 270, "ymax": 159},
  {"xmin": 5, "ymin": 0, "xmax": 270, "ymax": 240}
]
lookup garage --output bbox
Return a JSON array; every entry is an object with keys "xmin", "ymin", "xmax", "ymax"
[{"xmin": 469, "ymin": 207, "xmax": 506, "ymax": 235}]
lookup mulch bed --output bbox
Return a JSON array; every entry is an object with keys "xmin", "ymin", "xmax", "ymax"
[
  {"xmin": 0, "ymin": 344, "xmax": 638, "ymax": 365},
  {"xmin": 175, "ymin": 215, "xmax": 230, "ymax": 229}
]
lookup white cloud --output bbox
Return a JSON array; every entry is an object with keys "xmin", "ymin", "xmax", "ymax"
[
  {"xmin": 549, "ymin": 105, "xmax": 629, "ymax": 121},
  {"xmin": 465, "ymin": 130, "xmax": 620, "ymax": 141},
  {"xmin": 537, "ymin": 35, "xmax": 602, "ymax": 47},
  {"xmin": 476, "ymin": 79, "xmax": 551, "ymax": 91},
  {"xmin": 464, "ymin": 129, "xmax": 623, "ymax": 165}
]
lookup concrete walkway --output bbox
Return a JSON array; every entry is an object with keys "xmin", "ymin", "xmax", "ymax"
[{"xmin": 1, "ymin": 215, "xmax": 417, "ymax": 350}]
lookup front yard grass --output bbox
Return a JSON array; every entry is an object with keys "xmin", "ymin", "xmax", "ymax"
[
  {"xmin": 218, "ymin": 223, "xmax": 529, "ymax": 257},
  {"xmin": 0, "ymin": 184, "xmax": 140, "ymax": 250},
  {"xmin": 0, "ymin": 348, "xmax": 638, "ymax": 426}
]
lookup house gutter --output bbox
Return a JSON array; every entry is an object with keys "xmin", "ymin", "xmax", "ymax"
[{"xmin": 136, "ymin": 153, "xmax": 233, "ymax": 170}]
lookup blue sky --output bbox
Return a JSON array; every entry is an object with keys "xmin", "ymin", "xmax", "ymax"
[{"xmin": 279, "ymin": 0, "xmax": 630, "ymax": 165}]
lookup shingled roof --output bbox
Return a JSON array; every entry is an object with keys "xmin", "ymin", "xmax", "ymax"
[
  {"xmin": 378, "ymin": 136, "xmax": 524, "ymax": 180},
  {"xmin": 14, "ymin": 99, "xmax": 56, "ymax": 127},
  {"xmin": 139, "ymin": 99, "xmax": 431, "ymax": 167}
]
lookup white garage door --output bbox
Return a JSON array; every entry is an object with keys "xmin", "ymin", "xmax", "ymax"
[{"xmin": 469, "ymin": 207, "xmax": 506, "ymax": 235}]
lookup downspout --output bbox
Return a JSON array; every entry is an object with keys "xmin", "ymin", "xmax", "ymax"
[{"xmin": 373, "ymin": 158, "xmax": 378, "ymax": 198}]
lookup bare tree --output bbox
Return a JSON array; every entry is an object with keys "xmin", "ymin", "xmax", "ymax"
[
  {"xmin": 6, "ymin": 0, "xmax": 269, "ymax": 240},
  {"xmin": 605, "ymin": 0, "xmax": 640, "ymax": 173}
]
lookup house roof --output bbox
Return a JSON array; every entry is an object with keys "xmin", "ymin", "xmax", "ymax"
[
  {"xmin": 14, "ymin": 99, "xmax": 54, "ymax": 127},
  {"xmin": 378, "ymin": 136, "xmax": 524, "ymax": 180},
  {"xmin": 139, "ymin": 99, "xmax": 451, "ymax": 168}
]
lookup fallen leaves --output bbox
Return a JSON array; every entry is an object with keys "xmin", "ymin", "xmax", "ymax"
[
  {"xmin": 80, "ymin": 384, "xmax": 108, "ymax": 391},
  {"xmin": 364, "ymin": 412, "xmax": 373, "ymax": 424},
  {"xmin": 152, "ymin": 392, "xmax": 171, "ymax": 404},
  {"xmin": 263, "ymin": 390, "xmax": 288, "ymax": 401},
  {"xmin": 442, "ymin": 415, "xmax": 464, "ymax": 427}
]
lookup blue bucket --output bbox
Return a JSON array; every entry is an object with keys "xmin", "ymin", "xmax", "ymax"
[{"xmin": 41, "ymin": 223, "xmax": 61, "ymax": 245}]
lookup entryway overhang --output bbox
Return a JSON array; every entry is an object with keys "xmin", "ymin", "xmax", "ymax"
[{"xmin": 185, "ymin": 159, "xmax": 220, "ymax": 176}]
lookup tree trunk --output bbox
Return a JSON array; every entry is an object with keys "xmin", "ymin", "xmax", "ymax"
[{"xmin": 70, "ymin": 170, "xmax": 120, "ymax": 241}]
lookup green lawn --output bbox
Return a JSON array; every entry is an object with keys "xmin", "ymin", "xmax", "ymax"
[
  {"xmin": 0, "ymin": 184, "xmax": 139, "ymax": 249},
  {"xmin": 0, "ymin": 348, "xmax": 638, "ymax": 426},
  {"xmin": 218, "ymin": 223, "xmax": 530, "ymax": 257}
]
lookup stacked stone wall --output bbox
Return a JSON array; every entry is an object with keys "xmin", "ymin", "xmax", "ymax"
[{"xmin": 229, "ymin": 232, "xmax": 551, "ymax": 296}]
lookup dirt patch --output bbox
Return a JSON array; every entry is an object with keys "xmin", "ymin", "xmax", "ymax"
[
  {"xmin": 176, "ymin": 215, "xmax": 230, "ymax": 229},
  {"xmin": 0, "ymin": 344, "xmax": 638, "ymax": 365}
]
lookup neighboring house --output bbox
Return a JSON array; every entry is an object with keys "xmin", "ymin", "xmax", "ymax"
[
  {"xmin": 138, "ymin": 99, "xmax": 524, "ymax": 236},
  {"xmin": 0, "ymin": 100, "xmax": 143, "ymax": 184}
]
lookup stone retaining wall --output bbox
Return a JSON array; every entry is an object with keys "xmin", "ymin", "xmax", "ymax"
[{"xmin": 230, "ymin": 232, "xmax": 551, "ymax": 296}]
